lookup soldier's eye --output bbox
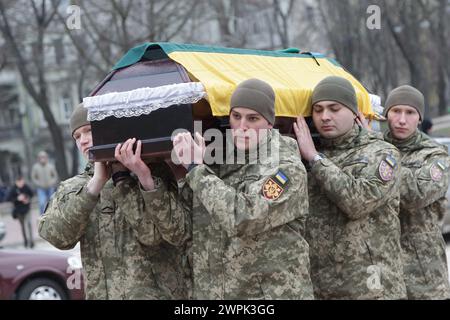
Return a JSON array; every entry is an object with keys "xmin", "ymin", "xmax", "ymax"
[{"xmin": 313, "ymin": 107, "xmax": 323, "ymax": 113}]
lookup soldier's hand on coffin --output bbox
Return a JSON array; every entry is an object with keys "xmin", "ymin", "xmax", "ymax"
[
  {"xmin": 293, "ymin": 116, "xmax": 318, "ymax": 162},
  {"xmin": 356, "ymin": 112, "xmax": 371, "ymax": 131},
  {"xmin": 115, "ymin": 138, "xmax": 155, "ymax": 191},
  {"xmin": 172, "ymin": 132, "xmax": 205, "ymax": 170},
  {"xmin": 172, "ymin": 133, "xmax": 189, "ymax": 167},
  {"xmin": 87, "ymin": 162, "xmax": 111, "ymax": 196}
]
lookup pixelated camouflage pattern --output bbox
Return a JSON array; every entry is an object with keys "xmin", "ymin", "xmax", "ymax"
[
  {"xmin": 385, "ymin": 130, "xmax": 450, "ymax": 299},
  {"xmin": 307, "ymin": 125, "xmax": 407, "ymax": 299},
  {"xmin": 183, "ymin": 130, "xmax": 314, "ymax": 299},
  {"xmin": 39, "ymin": 163, "xmax": 189, "ymax": 300}
]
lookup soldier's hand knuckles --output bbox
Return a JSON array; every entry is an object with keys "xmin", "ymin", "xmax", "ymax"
[
  {"xmin": 182, "ymin": 134, "xmax": 190, "ymax": 145},
  {"xmin": 179, "ymin": 132, "xmax": 187, "ymax": 141},
  {"xmin": 119, "ymin": 141, "xmax": 129, "ymax": 153},
  {"xmin": 187, "ymin": 133, "xmax": 194, "ymax": 144},
  {"xmin": 195, "ymin": 132, "xmax": 203, "ymax": 142},
  {"xmin": 126, "ymin": 140, "xmax": 134, "ymax": 152},
  {"xmin": 173, "ymin": 138, "xmax": 183, "ymax": 149},
  {"xmin": 136, "ymin": 140, "xmax": 142, "ymax": 155},
  {"xmin": 199, "ymin": 135, "xmax": 206, "ymax": 146},
  {"xmin": 115, "ymin": 143, "xmax": 121, "ymax": 155}
]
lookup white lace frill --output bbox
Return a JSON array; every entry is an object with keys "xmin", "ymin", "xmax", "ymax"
[{"xmin": 83, "ymin": 82, "xmax": 206, "ymax": 121}]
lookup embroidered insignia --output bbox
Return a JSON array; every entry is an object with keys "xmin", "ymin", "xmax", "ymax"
[
  {"xmin": 437, "ymin": 161, "xmax": 446, "ymax": 171},
  {"xmin": 262, "ymin": 177, "xmax": 284, "ymax": 200},
  {"xmin": 274, "ymin": 170, "xmax": 289, "ymax": 186},
  {"xmin": 430, "ymin": 161, "xmax": 444, "ymax": 182},
  {"xmin": 385, "ymin": 154, "xmax": 397, "ymax": 168},
  {"xmin": 378, "ymin": 160, "xmax": 394, "ymax": 182}
]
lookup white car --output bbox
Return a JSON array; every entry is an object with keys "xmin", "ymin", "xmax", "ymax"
[{"xmin": 434, "ymin": 137, "xmax": 450, "ymax": 236}]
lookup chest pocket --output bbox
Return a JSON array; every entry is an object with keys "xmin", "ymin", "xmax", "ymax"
[
  {"xmin": 101, "ymin": 204, "xmax": 115, "ymax": 215},
  {"xmin": 341, "ymin": 156, "xmax": 369, "ymax": 175},
  {"xmin": 237, "ymin": 174, "xmax": 261, "ymax": 194},
  {"xmin": 402, "ymin": 160, "xmax": 422, "ymax": 169},
  {"xmin": 98, "ymin": 199, "xmax": 121, "ymax": 257},
  {"xmin": 100, "ymin": 194, "xmax": 115, "ymax": 214},
  {"xmin": 402, "ymin": 160, "xmax": 424, "ymax": 179}
]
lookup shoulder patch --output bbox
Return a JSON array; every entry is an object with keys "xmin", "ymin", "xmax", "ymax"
[
  {"xmin": 430, "ymin": 161, "xmax": 445, "ymax": 182},
  {"xmin": 262, "ymin": 171, "xmax": 289, "ymax": 201},
  {"xmin": 384, "ymin": 154, "xmax": 397, "ymax": 168},
  {"xmin": 274, "ymin": 170, "xmax": 289, "ymax": 186},
  {"xmin": 378, "ymin": 160, "xmax": 395, "ymax": 182}
]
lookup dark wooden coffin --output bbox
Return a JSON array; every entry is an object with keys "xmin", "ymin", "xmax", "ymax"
[{"xmin": 88, "ymin": 58, "xmax": 196, "ymax": 162}]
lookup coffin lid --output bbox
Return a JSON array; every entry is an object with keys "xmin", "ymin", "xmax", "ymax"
[{"xmin": 108, "ymin": 42, "xmax": 375, "ymax": 119}]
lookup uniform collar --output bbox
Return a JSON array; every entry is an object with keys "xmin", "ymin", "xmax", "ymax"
[
  {"xmin": 384, "ymin": 129, "xmax": 420, "ymax": 152},
  {"xmin": 319, "ymin": 124, "xmax": 362, "ymax": 150}
]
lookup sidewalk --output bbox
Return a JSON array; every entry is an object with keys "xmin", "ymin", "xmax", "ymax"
[{"xmin": 0, "ymin": 199, "xmax": 44, "ymax": 248}]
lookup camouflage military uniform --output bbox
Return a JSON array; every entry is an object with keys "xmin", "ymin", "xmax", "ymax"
[
  {"xmin": 39, "ymin": 163, "xmax": 189, "ymax": 300},
  {"xmin": 179, "ymin": 130, "xmax": 314, "ymax": 299},
  {"xmin": 307, "ymin": 125, "xmax": 407, "ymax": 299},
  {"xmin": 385, "ymin": 130, "xmax": 450, "ymax": 299}
]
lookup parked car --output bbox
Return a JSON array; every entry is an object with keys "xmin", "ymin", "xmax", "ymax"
[
  {"xmin": 434, "ymin": 137, "xmax": 450, "ymax": 236},
  {"xmin": 0, "ymin": 248, "xmax": 84, "ymax": 300}
]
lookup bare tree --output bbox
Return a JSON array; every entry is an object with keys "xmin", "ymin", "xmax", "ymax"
[
  {"xmin": 381, "ymin": 0, "xmax": 450, "ymax": 116},
  {"xmin": 0, "ymin": 0, "xmax": 70, "ymax": 179},
  {"xmin": 418, "ymin": 0, "xmax": 449, "ymax": 115},
  {"xmin": 384, "ymin": 0, "xmax": 430, "ymax": 99},
  {"xmin": 360, "ymin": 0, "xmax": 407, "ymax": 98},
  {"xmin": 55, "ymin": 0, "xmax": 200, "ymax": 76},
  {"xmin": 304, "ymin": 0, "xmax": 448, "ymax": 117},
  {"xmin": 207, "ymin": 0, "xmax": 246, "ymax": 46},
  {"xmin": 273, "ymin": 0, "xmax": 295, "ymax": 48},
  {"xmin": 317, "ymin": 0, "xmax": 367, "ymax": 80}
]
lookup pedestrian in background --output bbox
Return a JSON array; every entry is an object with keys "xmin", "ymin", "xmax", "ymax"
[
  {"xmin": 6, "ymin": 176, "xmax": 34, "ymax": 248},
  {"xmin": 31, "ymin": 151, "xmax": 58, "ymax": 215}
]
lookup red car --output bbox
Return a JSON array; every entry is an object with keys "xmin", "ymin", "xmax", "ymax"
[{"xmin": 0, "ymin": 248, "xmax": 85, "ymax": 300}]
